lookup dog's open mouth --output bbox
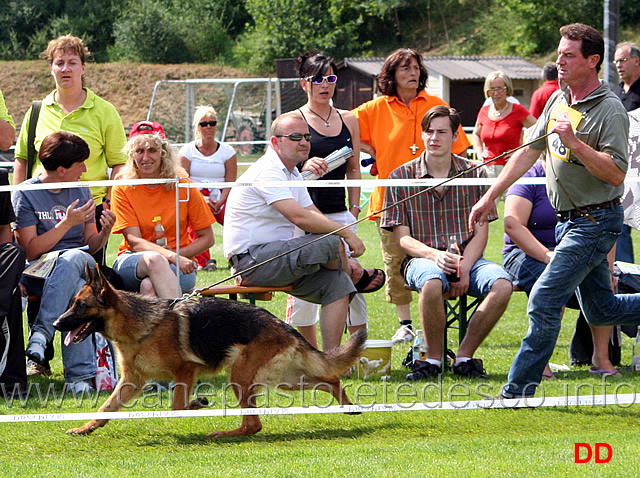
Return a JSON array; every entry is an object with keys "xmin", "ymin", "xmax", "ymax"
[{"xmin": 64, "ymin": 322, "xmax": 95, "ymax": 346}]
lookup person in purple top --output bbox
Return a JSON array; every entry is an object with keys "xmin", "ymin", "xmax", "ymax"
[{"xmin": 502, "ymin": 161, "xmax": 620, "ymax": 377}]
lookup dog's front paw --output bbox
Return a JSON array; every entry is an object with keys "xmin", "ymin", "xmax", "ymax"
[
  {"xmin": 66, "ymin": 424, "xmax": 95, "ymax": 435},
  {"xmin": 188, "ymin": 397, "xmax": 209, "ymax": 410}
]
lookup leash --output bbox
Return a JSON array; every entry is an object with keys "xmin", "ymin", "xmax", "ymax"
[{"xmin": 186, "ymin": 132, "xmax": 552, "ymax": 299}]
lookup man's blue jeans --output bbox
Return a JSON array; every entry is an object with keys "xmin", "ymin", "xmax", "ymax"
[
  {"xmin": 31, "ymin": 249, "xmax": 96, "ymax": 383},
  {"xmin": 615, "ymin": 224, "xmax": 634, "ymax": 263},
  {"xmin": 504, "ymin": 206, "xmax": 640, "ymax": 398}
]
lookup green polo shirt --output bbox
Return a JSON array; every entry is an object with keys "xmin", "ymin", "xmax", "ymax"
[
  {"xmin": 527, "ymin": 82, "xmax": 629, "ymax": 211},
  {"xmin": 15, "ymin": 88, "xmax": 127, "ymax": 202},
  {"xmin": 0, "ymin": 90, "xmax": 14, "ymax": 129}
]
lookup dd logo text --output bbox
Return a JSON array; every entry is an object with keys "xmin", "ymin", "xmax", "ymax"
[{"xmin": 574, "ymin": 443, "xmax": 612, "ymax": 463}]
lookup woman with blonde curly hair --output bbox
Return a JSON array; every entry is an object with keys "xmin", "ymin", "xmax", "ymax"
[{"xmin": 111, "ymin": 125, "xmax": 215, "ymax": 297}]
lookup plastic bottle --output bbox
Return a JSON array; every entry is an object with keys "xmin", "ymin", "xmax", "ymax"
[
  {"xmin": 446, "ymin": 236, "xmax": 461, "ymax": 283},
  {"xmin": 153, "ymin": 216, "xmax": 167, "ymax": 246},
  {"xmin": 412, "ymin": 330, "xmax": 428, "ymax": 363},
  {"xmin": 632, "ymin": 326, "xmax": 640, "ymax": 372}
]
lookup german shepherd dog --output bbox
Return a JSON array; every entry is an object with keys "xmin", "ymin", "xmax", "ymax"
[{"xmin": 53, "ymin": 264, "xmax": 366, "ymax": 437}]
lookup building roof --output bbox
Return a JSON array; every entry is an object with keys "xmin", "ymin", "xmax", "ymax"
[{"xmin": 341, "ymin": 56, "xmax": 542, "ymax": 81}]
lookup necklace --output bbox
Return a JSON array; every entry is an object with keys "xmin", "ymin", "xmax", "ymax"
[
  {"xmin": 491, "ymin": 102, "xmax": 509, "ymax": 118},
  {"xmin": 409, "ymin": 101, "xmax": 419, "ymax": 155},
  {"xmin": 307, "ymin": 106, "xmax": 332, "ymax": 127}
]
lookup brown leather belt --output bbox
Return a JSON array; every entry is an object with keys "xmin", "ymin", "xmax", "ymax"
[{"xmin": 555, "ymin": 198, "xmax": 621, "ymax": 221}]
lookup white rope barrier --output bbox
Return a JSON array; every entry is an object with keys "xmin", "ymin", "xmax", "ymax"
[
  {"xmin": 0, "ymin": 176, "xmax": 605, "ymax": 193},
  {"xmin": 5, "ymin": 175, "xmax": 640, "ymax": 194},
  {"xmin": 2, "ymin": 392, "xmax": 637, "ymax": 424}
]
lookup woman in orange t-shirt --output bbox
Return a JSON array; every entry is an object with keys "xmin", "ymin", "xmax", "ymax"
[
  {"xmin": 111, "ymin": 128, "xmax": 215, "ymax": 298},
  {"xmin": 353, "ymin": 49, "xmax": 470, "ymax": 342}
]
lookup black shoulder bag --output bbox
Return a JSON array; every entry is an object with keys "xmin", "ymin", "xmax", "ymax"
[{"xmin": 26, "ymin": 100, "xmax": 42, "ymax": 180}]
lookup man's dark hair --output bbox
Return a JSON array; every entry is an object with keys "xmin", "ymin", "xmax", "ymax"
[
  {"xmin": 421, "ymin": 105, "xmax": 461, "ymax": 134},
  {"xmin": 559, "ymin": 23, "xmax": 604, "ymax": 72},
  {"xmin": 543, "ymin": 63, "xmax": 558, "ymax": 81},
  {"xmin": 377, "ymin": 48, "xmax": 428, "ymax": 96},
  {"xmin": 39, "ymin": 131, "xmax": 89, "ymax": 171}
]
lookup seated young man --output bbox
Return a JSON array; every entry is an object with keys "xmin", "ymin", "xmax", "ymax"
[
  {"xmin": 13, "ymin": 131, "xmax": 115, "ymax": 394},
  {"xmin": 223, "ymin": 111, "xmax": 383, "ymax": 352},
  {"xmin": 380, "ymin": 105, "xmax": 513, "ymax": 379}
]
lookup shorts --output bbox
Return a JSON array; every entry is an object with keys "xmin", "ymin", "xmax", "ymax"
[
  {"xmin": 502, "ymin": 247, "xmax": 548, "ymax": 294},
  {"xmin": 231, "ymin": 234, "xmax": 356, "ymax": 306},
  {"xmin": 404, "ymin": 256, "xmax": 512, "ymax": 298},
  {"xmin": 113, "ymin": 251, "xmax": 197, "ymax": 294}
]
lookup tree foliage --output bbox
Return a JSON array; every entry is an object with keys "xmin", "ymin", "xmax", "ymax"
[
  {"xmin": 235, "ymin": 0, "xmax": 367, "ymax": 73},
  {"xmin": 0, "ymin": 0, "xmax": 124, "ymax": 61},
  {"xmin": 110, "ymin": 0, "xmax": 243, "ymax": 63},
  {"xmin": 2, "ymin": 0, "xmax": 640, "ymax": 68}
]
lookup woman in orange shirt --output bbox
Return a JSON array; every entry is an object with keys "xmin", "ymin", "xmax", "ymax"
[
  {"xmin": 353, "ymin": 49, "xmax": 470, "ymax": 343},
  {"xmin": 111, "ymin": 127, "xmax": 215, "ymax": 298}
]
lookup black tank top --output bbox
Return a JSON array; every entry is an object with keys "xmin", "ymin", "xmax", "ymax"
[{"xmin": 298, "ymin": 109, "xmax": 353, "ymax": 214}]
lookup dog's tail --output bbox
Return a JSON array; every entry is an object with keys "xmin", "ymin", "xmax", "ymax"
[{"xmin": 314, "ymin": 329, "xmax": 367, "ymax": 376}]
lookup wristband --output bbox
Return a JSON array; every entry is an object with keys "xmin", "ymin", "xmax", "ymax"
[{"xmin": 349, "ymin": 204, "xmax": 361, "ymax": 211}]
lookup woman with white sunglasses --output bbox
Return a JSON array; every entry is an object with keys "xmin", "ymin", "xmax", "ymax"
[{"xmin": 284, "ymin": 52, "xmax": 385, "ymax": 349}]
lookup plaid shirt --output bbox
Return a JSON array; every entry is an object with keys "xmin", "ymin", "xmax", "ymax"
[{"xmin": 380, "ymin": 153, "xmax": 497, "ymax": 251}]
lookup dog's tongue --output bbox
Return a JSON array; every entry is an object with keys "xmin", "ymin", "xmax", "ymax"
[{"xmin": 64, "ymin": 327, "xmax": 83, "ymax": 346}]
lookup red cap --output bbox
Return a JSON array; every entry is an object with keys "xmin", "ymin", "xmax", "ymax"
[{"xmin": 129, "ymin": 121, "xmax": 166, "ymax": 139}]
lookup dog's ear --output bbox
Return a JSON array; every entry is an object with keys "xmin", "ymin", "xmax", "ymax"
[
  {"xmin": 85, "ymin": 262, "xmax": 94, "ymax": 284},
  {"xmin": 93, "ymin": 263, "xmax": 118, "ymax": 304}
]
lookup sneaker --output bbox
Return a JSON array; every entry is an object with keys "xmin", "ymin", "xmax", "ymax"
[
  {"xmin": 26, "ymin": 359, "xmax": 51, "ymax": 376},
  {"xmin": 25, "ymin": 332, "xmax": 47, "ymax": 365},
  {"xmin": 392, "ymin": 324, "xmax": 415, "ymax": 344},
  {"xmin": 67, "ymin": 380, "xmax": 96, "ymax": 395},
  {"xmin": 406, "ymin": 360, "xmax": 442, "ymax": 381},
  {"xmin": 453, "ymin": 358, "xmax": 488, "ymax": 379}
]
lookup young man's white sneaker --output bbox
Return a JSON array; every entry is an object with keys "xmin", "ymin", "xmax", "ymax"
[{"xmin": 392, "ymin": 324, "xmax": 415, "ymax": 344}]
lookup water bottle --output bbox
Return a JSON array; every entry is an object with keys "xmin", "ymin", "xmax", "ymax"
[
  {"xmin": 412, "ymin": 330, "xmax": 427, "ymax": 363},
  {"xmin": 153, "ymin": 216, "xmax": 167, "ymax": 246},
  {"xmin": 446, "ymin": 235, "xmax": 461, "ymax": 283},
  {"xmin": 632, "ymin": 326, "xmax": 640, "ymax": 372}
]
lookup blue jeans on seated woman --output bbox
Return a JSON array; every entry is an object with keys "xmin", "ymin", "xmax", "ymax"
[
  {"xmin": 504, "ymin": 206, "xmax": 640, "ymax": 398},
  {"xmin": 502, "ymin": 247, "xmax": 548, "ymax": 294},
  {"xmin": 27, "ymin": 248, "xmax": 97, "ymax": 384}
]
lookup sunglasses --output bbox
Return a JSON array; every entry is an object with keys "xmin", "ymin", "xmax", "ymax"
[
  {"xmin": 276, "ymin": 133, "xmax": 312, "ymax": 142},
  {"xmin": 488, "ymin": 87, "xmax": 507, "ymax": 93},
  {"xmin": 304, "ymin": 74, "xmax": 338, "ymax": 85},
  {"xmin": 199, "ymin": 120, "xmax": 217, "ymax": 127}
]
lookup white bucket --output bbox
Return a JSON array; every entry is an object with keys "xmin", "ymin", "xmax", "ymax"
[{"xmin": 356, "ymin": 339, "xmax": 392, "ymax": 379}]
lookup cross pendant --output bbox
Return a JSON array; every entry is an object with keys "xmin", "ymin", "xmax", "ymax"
[{"xmin": 409, "ymin": 143, "xmax": 419, "ymax": 155}]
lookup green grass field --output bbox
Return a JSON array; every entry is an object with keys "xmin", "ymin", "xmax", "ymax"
[{"xmin": 2, "ymin": 201, "xmax": 640, "ymax": 477}]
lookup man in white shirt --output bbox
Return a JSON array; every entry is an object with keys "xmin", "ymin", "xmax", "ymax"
[{"xmin": 224, "ymin": 111, "xmax": 379, "ymax": 351}]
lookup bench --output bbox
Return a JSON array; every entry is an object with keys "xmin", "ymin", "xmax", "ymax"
[{"xmin": 196, "ymin": 284, "xmax": 294, "ymax": 305}]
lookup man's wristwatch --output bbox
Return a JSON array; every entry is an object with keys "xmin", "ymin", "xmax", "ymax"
[{"xmin": 349, "ymin": 204, "xmax": 361, "ymax": 211}]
